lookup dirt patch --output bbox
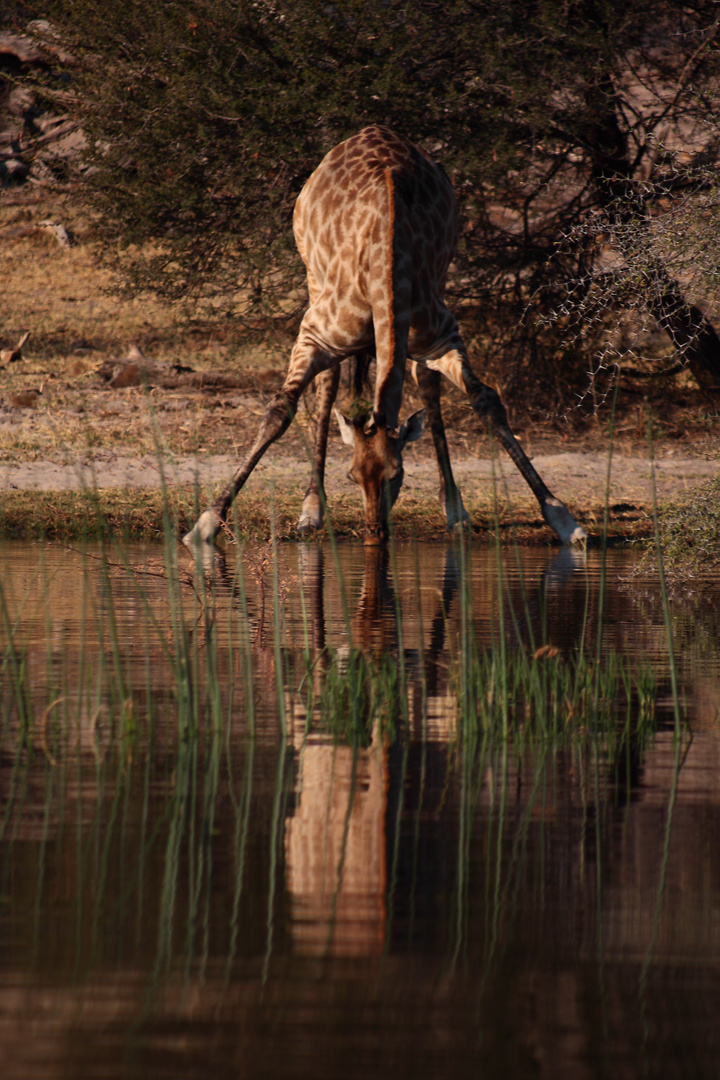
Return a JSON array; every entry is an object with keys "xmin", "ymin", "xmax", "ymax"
[{"xmin": 0, "ymin": 438, "xmax": 716, "ymax": 507}]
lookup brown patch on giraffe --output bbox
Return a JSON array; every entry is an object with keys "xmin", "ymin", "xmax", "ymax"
[
  {"xmin": 383, "ymin": 165, "xmax": 396, "ymax": 366},
  {"xmin": 335, "ymin": 262, "xmax": 351, "ymax": 295}
]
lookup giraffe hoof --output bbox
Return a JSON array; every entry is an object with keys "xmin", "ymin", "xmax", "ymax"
[
  {"xmin": 446, "ymin": 507, "xmax": 471, "ymax": 532},
  {"xmin": 363, "ymin": 526, "xmax": 387, "ymax": 547},
  {"xmin": 542, "ymin": 499, "xmax": 588, "ymax": 545},
  {"xmin": 183, "ymin": 508, "xmax": 223, "ymax": 552},
  {"xmin": 441, "ymin": 489, "xmax": 470, "ymax": 532},
  {"xmin": 296, "ymin": 517, "xmax": 321, "ymax": 535},
  {"xmin": 297, "ymin": 497, "xmax": 324, "ymax": 533}
]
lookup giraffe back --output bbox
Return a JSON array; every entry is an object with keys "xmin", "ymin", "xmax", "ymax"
[{"xmin": 293, "ymin": 126, "xmax": 459, "ymax": 360}]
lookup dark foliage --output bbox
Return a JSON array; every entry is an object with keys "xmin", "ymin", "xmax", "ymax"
[{"xmin": 26, "ymin": 0, "xmax": 720, "ymax": 405}]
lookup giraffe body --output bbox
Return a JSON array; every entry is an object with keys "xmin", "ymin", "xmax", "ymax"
[
  {"xmin": 184, "ymin": 126, "xmax": 585, "ymax": 552},
  {"xmin": 291, "ymin": 125, "xmax": 460, "ymax": 423}
]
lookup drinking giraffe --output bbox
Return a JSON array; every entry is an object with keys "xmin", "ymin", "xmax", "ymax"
[{"xmin": 184, "ymin": 126, "xmax": 586, "ymax": 550}]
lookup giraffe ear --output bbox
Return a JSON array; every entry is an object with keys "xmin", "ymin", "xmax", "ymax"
[
  {"xmin": 335, "ymin": 409, "xmax": 356, "ymax": 446},
  {"xmin": 398, "ymin": 409, "xmax": 426, "ymax": 447}
]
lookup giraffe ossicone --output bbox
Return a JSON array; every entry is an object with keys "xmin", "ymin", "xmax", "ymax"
[{"xmin": 183, "ymin": 125, "xmax": 586, "ymax": 553}]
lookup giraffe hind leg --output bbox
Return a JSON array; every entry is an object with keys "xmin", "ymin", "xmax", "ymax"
[
  {"xmin": 183, "ymin": 335, "xmax": 339, "ymax": 552},
  {"xmin": 460, "ymin": 370, "xmax": 586, "ymax": 544},
  {"xmin": 297, "ymin": 364, "xmax": 342, "ymax": 532},
  {"xmin": 425, "ymin": 347, "xmax": 587, "ymax": 545}
]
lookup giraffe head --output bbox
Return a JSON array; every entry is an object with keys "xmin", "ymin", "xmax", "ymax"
[{"xmin": 335, "ymin": 408, "xmax": 425, "ymax": 544}]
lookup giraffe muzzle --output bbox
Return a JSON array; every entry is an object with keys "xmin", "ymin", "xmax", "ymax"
[{"xmin": 363, "ymin": 522, "xmax": 388, "ymax": 546}]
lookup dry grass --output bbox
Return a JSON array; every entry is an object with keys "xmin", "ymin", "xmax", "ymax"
[
  {"xmin": 0, "ymin": 484, "xmax": 654, "ymax": 543},
  {"xmin": 3, "ymin": 191, "xmax": 171, "ymax": 349}
]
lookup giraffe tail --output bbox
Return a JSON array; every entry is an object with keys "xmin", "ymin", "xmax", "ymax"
[{"xmin": 368, "ymin": 166, "xmax": 410, "ymax": 431}]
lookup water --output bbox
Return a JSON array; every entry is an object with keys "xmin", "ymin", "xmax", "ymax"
[{"xmin": 1, "ymin": 539, "xmax": 720, "ymax": 1079}]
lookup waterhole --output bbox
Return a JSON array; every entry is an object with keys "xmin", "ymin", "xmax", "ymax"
[{"xmin": 1, "ymin": 539, "xmax": 719, "ymax": 1079}]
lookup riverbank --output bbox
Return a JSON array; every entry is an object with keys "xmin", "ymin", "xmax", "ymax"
[{"xmin": 1, "ymin": 441, "xmax": 716, "ymax": 543}]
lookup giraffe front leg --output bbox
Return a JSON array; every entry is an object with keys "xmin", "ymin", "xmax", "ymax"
[
  {"xmin": 413, "ymin": 363, "xmax": 469, "ymax": 531},
  {"xmin": 297, "ymin": 365, "xmax": 341, "ymax": 533},
  {"xmin": 182, "ymin": 390, "xmax": 299, "ymax": 554}
]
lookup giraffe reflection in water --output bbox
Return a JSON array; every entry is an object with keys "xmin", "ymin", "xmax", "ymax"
[{"xmin": 284, "ymin": 543, "xmax": 459, "ymax": 957}]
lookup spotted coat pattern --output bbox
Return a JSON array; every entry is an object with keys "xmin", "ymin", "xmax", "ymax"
[{"xmin": 291, "ymin": 124, "xmax": 461, "ymax": 424}]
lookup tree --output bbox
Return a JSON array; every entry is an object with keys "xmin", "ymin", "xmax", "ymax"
[{"xmin": 30, "ymin": 0, "xmax": 720, "ymax": 402}]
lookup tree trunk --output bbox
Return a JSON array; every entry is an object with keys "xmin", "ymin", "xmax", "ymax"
[
  {"xmin": 645, "ymin": 278, "xmax": 720, "ymax": 389},
  {"xmin": 585, "ymin": 84, "xmax": 720, "ymax": 389}
]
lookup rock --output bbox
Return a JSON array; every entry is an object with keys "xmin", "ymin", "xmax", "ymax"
[
  {"xmin": 37, "ymin": 220, "xmax": 74, "ymax": 247},
  {"xmin": 108, "ymin": 363, "xmax": 141, "ymax": 389},
  {"xmin": 8, "ymin": 387, "xmax": 41, "ymax": 408},
  {"xmin": 0, "ymin": 157, "xmax": 29, "ymax": 185}
]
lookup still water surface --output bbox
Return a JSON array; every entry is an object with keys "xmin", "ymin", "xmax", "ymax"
[{"xmin": 1, "ymin": 539, "xmax": 720, "ymax": 1079}]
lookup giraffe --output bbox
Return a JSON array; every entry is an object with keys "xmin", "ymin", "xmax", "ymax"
[{"xmin": 183, "ymin": 125, "xmax": 586, "ymax": 551}]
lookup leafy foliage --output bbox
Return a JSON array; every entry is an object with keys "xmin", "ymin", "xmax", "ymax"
[
  {"xmin": 29, "ymin": 0, "xmax": 720, "ymax": 402},
  {"xmin": 661, "ymin": 475, "xmax": 720, "ymax": 573}
]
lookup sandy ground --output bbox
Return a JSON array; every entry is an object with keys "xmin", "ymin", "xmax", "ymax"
[{"xmin": 0, "ymin": 442, "xmax": 716, "ymax": 511}]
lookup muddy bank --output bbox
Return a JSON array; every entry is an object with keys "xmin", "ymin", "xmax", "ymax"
[{"xmin": 0, "ymin": 443, "xmax": 716, "ymax": 543}]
